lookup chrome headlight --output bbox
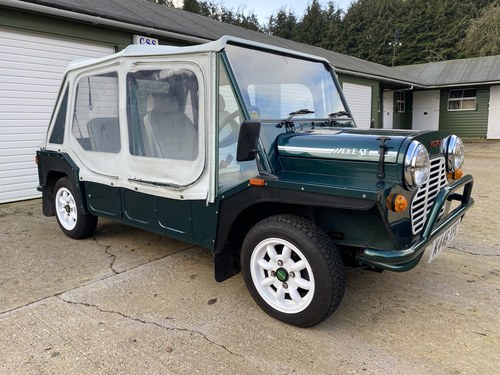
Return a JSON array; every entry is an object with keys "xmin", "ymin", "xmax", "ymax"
[
  {"xmin": 444, "ymin": 135, "xmax": 464, "ymax": 172},
  {"xmin": 404, "ymin": 141, "xmax": 430, "ymax": 190}
]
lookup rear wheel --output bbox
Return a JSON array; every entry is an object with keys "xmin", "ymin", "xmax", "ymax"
[
  {"xmin": 241, "ymin": 214, "xmax": 345, "ymax": 327},
  {"xmin": 54, "ymin": 177, "xmax": 97, "ymax": 239}
]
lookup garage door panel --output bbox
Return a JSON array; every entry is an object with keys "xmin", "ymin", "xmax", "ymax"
[
  {"xmin": 0, "ymin": 29, "xmax": 114, "ymax": 203},
  {"xmin": 0, "ymin": 160, "xmax": 39, "ymax": 171},
  {"xmin": 0, "ymin": 120, "xmax": 51, "ymax": 127},
  {"xmin": 1, "ymin": 45, "xmax": 98, "ymax": 66},
  {"xmin": 0, "ymin": 146, "xmax": 44, "ymax": 157},
  {"xmin": 0, "ymin": 105, "xmax": 53, "ymax": 114},
  {"xmin": 0, "ymin": 67, "xmax": 66, "ymax": 81},
  {"xmin": 0, "ymin": 90, "xmax": 56, "ymax": 100},
  {"xmin": 1, "ymin": 60, "xmax": 70, "ymax": 74},
  {"xmin": 342, "ymin": 82, "xmax": 372, "ymax": 129},
  {"xmin": 0, "ymin": 76, "xmax": 61, "ymax": 87},
  {"xmin": 0, "ymin": 98, "xmax": 56, "ymax": 107},
  {"xmin": 0, "ymin": 183, "xmax": 39, "ymax": 203}
]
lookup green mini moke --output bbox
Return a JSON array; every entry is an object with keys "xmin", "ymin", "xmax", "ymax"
[{"xmin": 37, "ymin": 36, "xmax": 474, "ymax": 327}]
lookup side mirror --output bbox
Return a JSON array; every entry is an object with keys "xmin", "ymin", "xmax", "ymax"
[{"xmin": 236, "ymin": 120, "xmax": 261, "ymax": 162}]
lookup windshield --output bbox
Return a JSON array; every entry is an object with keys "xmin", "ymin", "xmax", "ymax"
[{"xmin": 224, "ymin": 44, "xmax": 346, "ymax": 121}]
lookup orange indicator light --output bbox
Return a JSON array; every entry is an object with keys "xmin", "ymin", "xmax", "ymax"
[
  {"xmin": 447, "ymin": 169, "xmax": 463, "ymax": 180},
  {"xmin": 386, "ymin": 194, "xmax": 408, "ymax": 212}
]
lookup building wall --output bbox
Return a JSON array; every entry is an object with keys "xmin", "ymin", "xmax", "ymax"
[
  {"xmin": 0, "ymin": 7, "xmax": 187, "ymax": 51},
  {"xmin": 392, "ymin": 91, "xmax": 412, "ymax": 130},
  {"xmin": 439, "ymin": 86, "xmax": 490, "ymax": 138}
]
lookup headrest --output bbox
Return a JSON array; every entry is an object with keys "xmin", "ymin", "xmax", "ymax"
[
  {"xmin": 146, "ymin": 94, "xmax": 180, "ymax": 113},
  {"xmin": 219, "ymin": 94, "xmax": 226, "ymax": 112}
]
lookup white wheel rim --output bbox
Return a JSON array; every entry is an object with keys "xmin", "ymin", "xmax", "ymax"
[
  {"xmin": 250, "ymin": 238, "xmax": 315, "ymax": 314},
  {"xmin": 55, "ymin": 187, "xmax": 78, "ymax": 231}
]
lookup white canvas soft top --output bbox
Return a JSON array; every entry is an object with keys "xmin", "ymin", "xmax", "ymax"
[{"xmin": 66, "ymin": 35, "xmax": 332, "ymax": 72}]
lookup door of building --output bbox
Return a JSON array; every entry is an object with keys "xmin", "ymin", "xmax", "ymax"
[
  {"xmin": 383, "ymin": 90, "xmax": 394, "ymax": 129},
  {"xmin": 487, "ymin": 85, "xmax": 500, "ymax": 139},
  {"xmin": 412, "ymin": 90, "xmax": 440, "ymax": 131},
  {"xmin": 343, "ymin": 82, "xmax": 372, "ymax": 129}
]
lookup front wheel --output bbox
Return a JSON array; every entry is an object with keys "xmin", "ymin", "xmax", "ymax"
[
  {"xmin": 54, "ymin": 177, "xmax": 97, "ymax": 239},
  {"xmin": 241, "ymin": 214, "xmax": 345, "ymax": 327}
]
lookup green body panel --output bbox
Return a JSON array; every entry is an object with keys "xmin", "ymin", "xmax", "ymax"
[
  {"xmin": 439, "ymin": 87, "xmax": 489, "ymax": 137},
  {"xmin": 84, "ymin": 181, "xmax": 218, "ymax": 249}
]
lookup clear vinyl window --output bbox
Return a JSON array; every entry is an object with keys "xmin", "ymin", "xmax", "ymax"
[
  {"xmin": 72, "ymin": 72, "xmax": 120, "ymax": 153},
  {"xmin": 126, "ymin": 68, "xmax": 199, "ymax": 161}
]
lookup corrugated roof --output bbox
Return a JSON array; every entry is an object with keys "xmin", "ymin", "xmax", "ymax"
[
  {"xmin": 395, "ymin": 55, "xmax": 500, "ymax": 86},
  {"xmin": 14, "ymin": 0, "xmax": 422, "ymax": 86}
]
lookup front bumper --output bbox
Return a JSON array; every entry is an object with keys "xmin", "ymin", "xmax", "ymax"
[{"xmin": 357, "ymin": 175, "xmax": 474, "ymax": 271}]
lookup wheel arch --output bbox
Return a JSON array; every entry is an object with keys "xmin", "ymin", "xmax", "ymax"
[
  {"xmin": 37, "ymin": 151, "xmax": 86, "ymax": 216},
  {"xmin": 213, "ymin": 186, "xmax": 374, "ymax": 282}
]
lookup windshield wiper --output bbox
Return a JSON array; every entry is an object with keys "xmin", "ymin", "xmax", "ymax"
[
  {"xmin": 276, "ymin": 109, "xmax": 315, "ymax": 132},
  {"xmin": 328, "ymin": 110, "xmax": 349, "ymax": 118},
  {"xmin": 327, "ymin": 110, "xmax": 355, "ymax": 127}
]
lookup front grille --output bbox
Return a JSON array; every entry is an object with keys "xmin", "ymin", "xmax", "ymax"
[{"xmin": 411, "ymin": 157, "xmax": 448, "ymax": 235}]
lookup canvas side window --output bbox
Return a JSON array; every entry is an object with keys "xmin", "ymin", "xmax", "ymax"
[
  {"xmin": 72, "ymin": 72, "xmax": 120, "ymax": 153},
  {"xmin": 48, "ymin": 88, "xmax": 68, "ymax": 144},
  {"xmin": 127, "ymin": 69, "xmax": 199, "ymax": 161}
]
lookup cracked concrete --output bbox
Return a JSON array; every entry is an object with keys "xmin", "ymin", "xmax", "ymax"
[{"xmin": 0, "ymin": 140, "xmax": 499, "ymax": 374}]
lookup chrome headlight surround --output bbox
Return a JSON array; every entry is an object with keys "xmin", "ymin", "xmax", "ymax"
[
  {"xmin": 443, "ymin": 135, "xmax": 464, "ymax": 173},
  {"xmin": 404, "ymin": 141, "xmax": 430, "ymax": 190}
]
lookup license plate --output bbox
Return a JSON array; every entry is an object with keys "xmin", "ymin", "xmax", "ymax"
[{"xmin": 428, "ymin": 219, "xmax": 461, "ymax": 263}]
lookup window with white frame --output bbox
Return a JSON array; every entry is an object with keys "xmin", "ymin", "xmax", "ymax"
[
  {"xmin": 395, "ymin": 91, "xmax": 405, "ymax": 113},
  {"xmin": 448, "ymin": 89, "xmax": 477, "ymax": 111}
]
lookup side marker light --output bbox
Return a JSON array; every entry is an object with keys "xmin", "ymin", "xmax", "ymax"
[{"xmin": 249, "ymin": 178, "xmax": 266, "ymax": 187}]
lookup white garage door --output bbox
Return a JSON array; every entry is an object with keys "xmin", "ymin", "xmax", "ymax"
[
  {"xmin": 487, "ymin": 85, "xmax": 500, "ymax": 139},
  {"xmin": 412, "ymin": 90, "xmax": 440, "ymax": 131},
  {"xmin": 0, "ymin": 29, "xmax": 114, "ymax": 203},
  {"xmin": 343, "ymin": 82, "xmax": 372, "ymax": 129}
]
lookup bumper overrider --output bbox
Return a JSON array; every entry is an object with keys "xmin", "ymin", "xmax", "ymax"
[{"xmin": 358, "ymin": 175, "xmax": 474, "ymax": 271}]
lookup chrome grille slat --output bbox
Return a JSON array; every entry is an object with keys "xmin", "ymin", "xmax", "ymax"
[{"xmin": 411, "ymin": 157, "xmax": 448, "ymax": 235}]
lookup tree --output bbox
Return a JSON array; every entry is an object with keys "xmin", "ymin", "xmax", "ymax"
[
  {"xmin": 296, "ymin": 0, "xmax": 329, "ymax": 46},
  {"xmin": 183, "ymin": 0, "xmax": 201, "ymax": 14},
  {"xmin": 266, "ymin": 7, "xmax": 298, "ymax": 39},
  {"xmin": 319, "ymin": 2, "xmax": 345, "ymax": 52},
  {"xmin": 343, "ymin": 0, "xmax": 405, "ymax": 65},
  {"xmin": 148, "ymin": 0, "xmax": 173, "ymax": 5},
  {"xmin": 460, "ymin": 3, "xmax": 500, "ymax": 57}
]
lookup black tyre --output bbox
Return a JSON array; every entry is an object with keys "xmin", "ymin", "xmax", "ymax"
[
  {"xmin": 241, "ymin": 214, "xmax": 345, "ymax": 327},
  {"xmin": 54, "ymin": 177, "xmax": 97, "ymax": 239}
]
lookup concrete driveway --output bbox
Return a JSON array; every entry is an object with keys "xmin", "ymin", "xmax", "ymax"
[{"xmin": 1, "ymin": 141, "xmax": 499, "ymax": 374}]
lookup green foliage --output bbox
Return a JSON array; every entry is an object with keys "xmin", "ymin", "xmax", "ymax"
[
  {"xmin": 146, "ymin": 0, "xmax": 499, "ymax": 65},
  {"xmin": 266, "ymin": 7, "xmax": 297, "ymax": 39},
  {"xmin": 460, "ymin": 2, "xmax": 500, "ymax": 57}
]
